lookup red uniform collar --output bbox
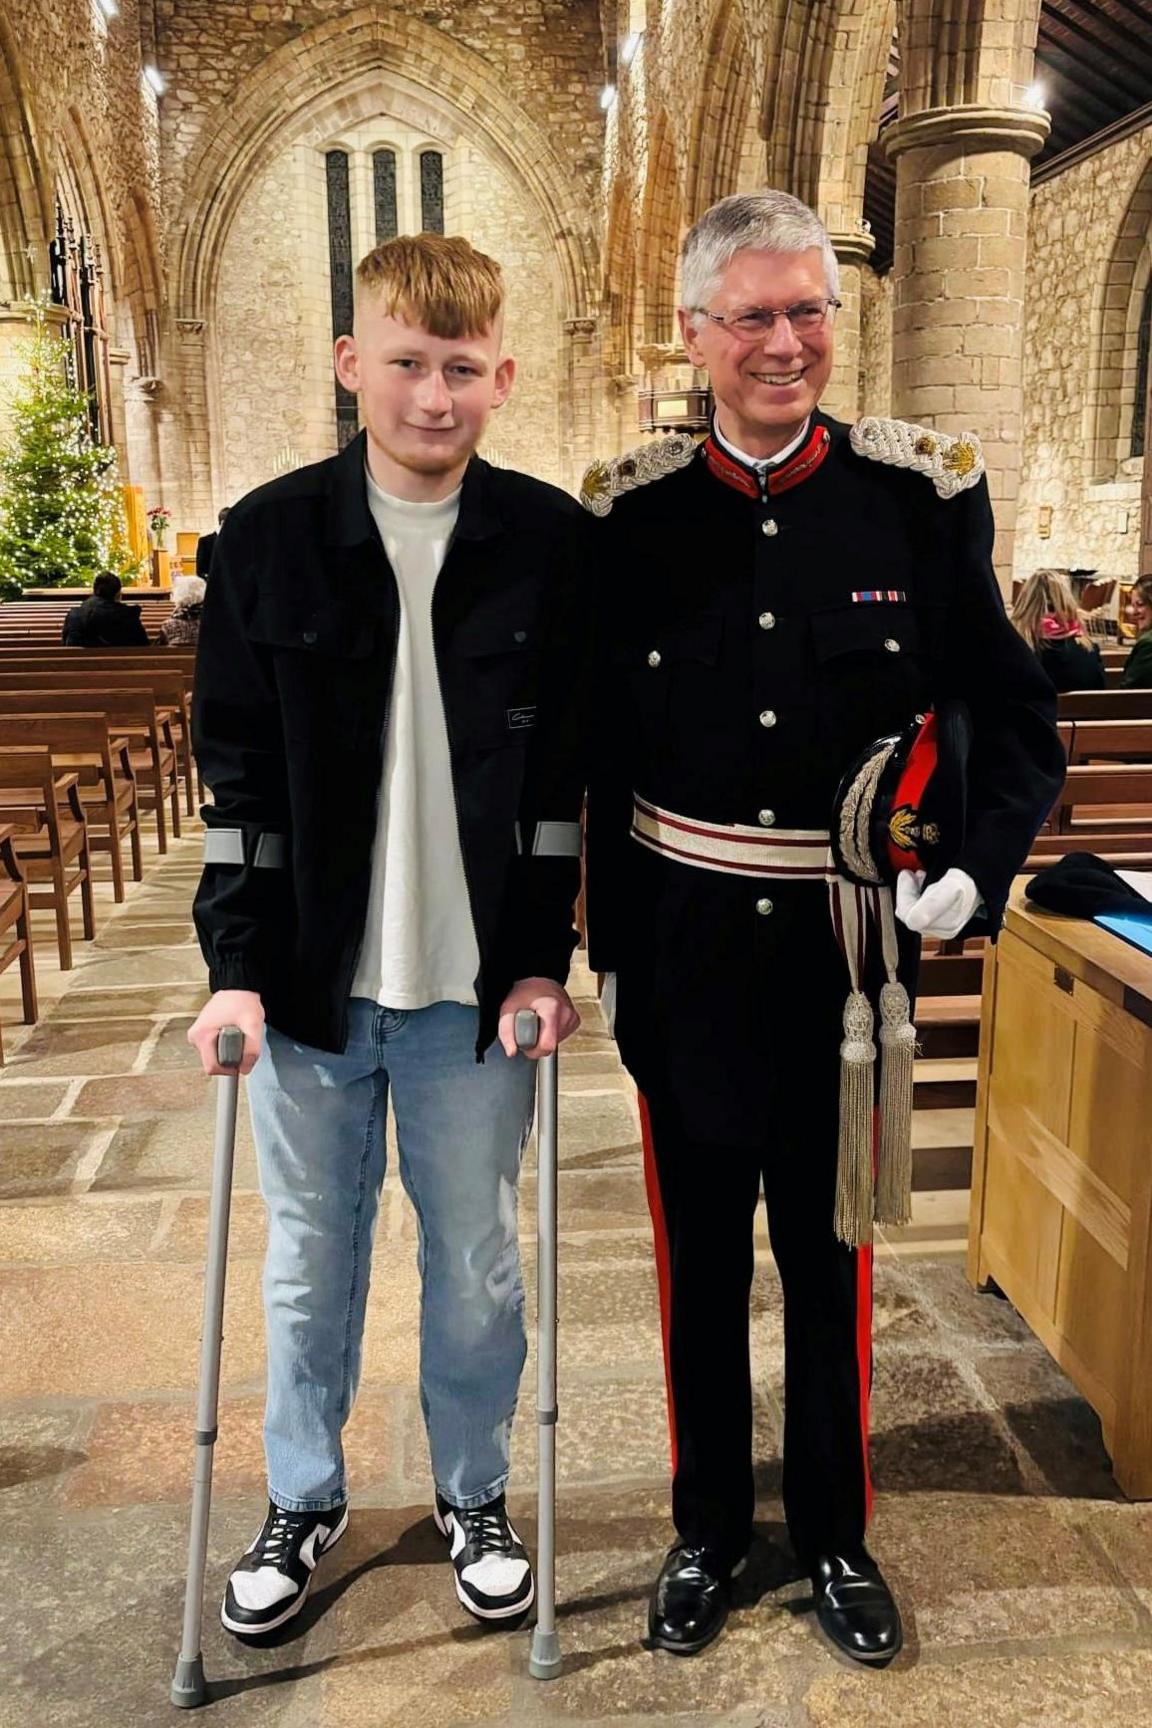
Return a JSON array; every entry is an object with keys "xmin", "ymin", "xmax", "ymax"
[{"xmin": 702, "ymin": 420, "xmax": 831, "ymax": 499}]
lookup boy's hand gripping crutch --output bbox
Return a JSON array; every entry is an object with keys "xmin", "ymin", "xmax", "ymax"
[
  {"xmin": 171, "ymin": 1026, "xmax": 245, "ymax": 1709},
  {"xmin": 515, "ymin": 1008, "xmax": 562, "ymax": 1681}
]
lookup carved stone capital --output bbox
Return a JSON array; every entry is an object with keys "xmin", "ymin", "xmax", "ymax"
[
  {"xmin": 636, "ymin": 341, "xmax": 683, "ymax": 373},
  {"xmin": 610, "ymin": 373, "xmax": 639, "ymax": 396},
  {"xmin": 883, "ymin": 104, "xmax": 1050, "ymax": 163},
  {"xmin": 827, "ymin": 226, "xmax": 876, "ymax": 268},
  {"xmin": 564, "ymin": 316, "xmax": 598, "ymax": 341}
]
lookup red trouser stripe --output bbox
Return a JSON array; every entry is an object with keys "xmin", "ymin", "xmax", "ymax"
[
  {"xmin": 856, "ymin": 1242, "xmax": 875, "ymax": 1527},
  {"xmin": 638, "ymin": 1093, "xmax": 678, "ymax": 1473}
]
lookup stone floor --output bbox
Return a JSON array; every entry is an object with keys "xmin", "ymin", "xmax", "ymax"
[{"xmin": 2, "ymin": 830, "xmax": 1151, "ymax": 1728}]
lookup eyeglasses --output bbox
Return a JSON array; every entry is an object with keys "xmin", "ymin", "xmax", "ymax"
[{"xmin": 693, "ymin": 299, "xmax": 842, "ymax": 341}]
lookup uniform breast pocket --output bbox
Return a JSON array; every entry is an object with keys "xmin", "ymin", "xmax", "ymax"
[
  {"xmin": 615, "ymin": 613, "xmax": 724, "ymax": 741},
  {"xmin": 250, "ymin": 601, "xmax": 381, "ymax": 745},
  {"xmin": 811, "ymin": 606, "xmax": 929, "ymax": 753},
  {"xmin": 455, "ymin": 614, "xmax": 540, "ymax": 750}
]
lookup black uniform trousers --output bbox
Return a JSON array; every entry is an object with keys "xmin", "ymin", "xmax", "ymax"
[{"xmin": 638, "ymin": 1084, "xmax": 873, "ymax": 1571}]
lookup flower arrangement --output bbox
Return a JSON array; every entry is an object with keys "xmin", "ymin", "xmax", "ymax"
[{"xmin": 148, "ymin": 504, "xmax": 172, "ymax": 548}]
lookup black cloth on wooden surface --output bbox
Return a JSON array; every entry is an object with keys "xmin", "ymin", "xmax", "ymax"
[{"xmin": 1025, "ymin": 852, "xmax": 1151, "ymax": 919}]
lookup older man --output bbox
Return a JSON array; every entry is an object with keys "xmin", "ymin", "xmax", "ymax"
[{"xmin": 582, "ymin": 192, "xmax": 1063, "ymax": 1665}]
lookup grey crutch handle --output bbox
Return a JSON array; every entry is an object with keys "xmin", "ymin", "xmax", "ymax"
[
  {"xmin": 216, "ymin": 1026, "xmax": 245, "ymax": 1069},
  {"xmin": 516, "ymin": 1009, "xmax": 562, "ymax": 1679}
]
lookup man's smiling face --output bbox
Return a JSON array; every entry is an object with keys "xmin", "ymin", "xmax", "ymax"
[{"xmin": 680, "ymin": 245, "xmax": 836, "ymax": 459}]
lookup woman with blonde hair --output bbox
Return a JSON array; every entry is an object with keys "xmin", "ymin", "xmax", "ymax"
[{"xmin": 1011, "ymin": 568, "xmax": 1104, "ymax": 692}]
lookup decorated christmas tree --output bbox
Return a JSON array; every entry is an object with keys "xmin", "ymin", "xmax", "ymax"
[{"xmin": 0, "ymin": 301, "xmax": 139, "ymax": 596}]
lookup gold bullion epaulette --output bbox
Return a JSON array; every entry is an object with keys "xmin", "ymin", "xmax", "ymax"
[
  {"xmin": 579, "ymin": 433, "xmax": 699, "ymax": 517},
  {"xmin": 849, "ymin": 416, "xmax": 984, "ymax": 500}
]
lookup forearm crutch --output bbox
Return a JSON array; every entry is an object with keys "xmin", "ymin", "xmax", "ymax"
[
  {"xmin": 171, "ymin": 1025, "xmax": 245, "ymax": 1710},
  {"xmin": 515, "ymin": 1008, "xmax": 562, "ymax": 1681}
]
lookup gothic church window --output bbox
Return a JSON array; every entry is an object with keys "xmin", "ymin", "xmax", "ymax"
[
  {"xmin": 419, "ymin": 151, "xmax": 444, "ymax": 234},
  {"xmin": 1132, "ymin": 277, "xmax": 1151, "ymax": 462},
  {"xmin": 373, "ymin": 149, "xmax": 398, "ymax": 245},
  {"xmin": 325, "ymin": 148, "xmax": 358, "ymax": 451}
]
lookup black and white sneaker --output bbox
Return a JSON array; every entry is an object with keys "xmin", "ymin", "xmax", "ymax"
[
  {"xmin": 434, "ymin": 1491, "xmax": 535, "ymax": 1621},
  {"xmin": 220, "ymin": 1499, "xmax": 348, "ymax": 1636}
]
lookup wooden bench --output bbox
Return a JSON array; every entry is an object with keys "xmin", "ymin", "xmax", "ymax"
[
  {"xmin": 1065, "ymin": 718, "xmax": 1152, "ymax": 764},
  {"xmin": 1059, "ymin": 689, "xmax": 1152, "ymax": 721},
  {"xmin": 0, "ymin": 820, "xmax": 38, "ymax": 1061},
  {"xmin": 0, "ymin": 689, "xmax": 179, "ymax": 853},
  {"xmin": 0, "ymin": 750, "xmax": 95, "ymax": 969},
  {"xmin": 0, "ymin": 714, "xmax": 141, "ymax": 901},
  {"xmin": 0, "ymin": 666, "xmax": 195, "ymax": 817}
]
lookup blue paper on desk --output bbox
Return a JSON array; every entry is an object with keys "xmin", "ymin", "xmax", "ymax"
[{"xmin": 1095, "ymin": 912, "xmax": 1152, "ymax": 957}]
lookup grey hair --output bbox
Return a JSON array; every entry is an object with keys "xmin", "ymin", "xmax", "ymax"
[
  {"xmin": 172, "ymin": 573, "xmax": 207, "ymax": 608},
  {"xmin": 680, "ymin": 191, "xmax": 840, "ymax": 319}
]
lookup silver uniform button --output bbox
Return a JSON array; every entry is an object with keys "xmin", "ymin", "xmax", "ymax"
[
  {"xmin": 756, "ymin": 897, "xmax": 774, "ymax": 916},
  {"xmin": 759, "ymin": 709, "xmax": 777, "ymax": 728},
  {"xmin": 759, "ymin": 611, "xmax": 776, "ymax": 630},
  {"xmin": 761, "ymin": 518, "xmax": 779, "ymax": 537},
  {"xmin": 758, "ymin": 809, "xmax": 776, "ymax": 827},
  {"xmin": 884, "ymin": 638, "xmax": 901, "ymax": 653},
  {"xmin": 647, "ymin": 649, "xmax": 662, "ymax": 667}
]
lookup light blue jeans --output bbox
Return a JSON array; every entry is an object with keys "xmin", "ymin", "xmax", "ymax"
[{"xmin": 247, "ymin": 998, "xmax": 536, "ymax": 1513}]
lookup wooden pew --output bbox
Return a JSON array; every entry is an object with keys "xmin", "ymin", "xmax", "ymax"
[
  {"xmin": 0, "ymin": 672, "xmax": 188, "ymax": 831},
  {"xmin": 1059, "ymin": 690, "xmax": 1152, "ymax": 720},
  {"xmin": 0, "ymin": 821, "xmax": 37, "ymax": 1060},
  {"xmin": 1066, "ymin": 719, "xmax": 1152, "ymax": 764},
  {"xmin": 0, "ymin": 750, "xmax": 95, "ymax": 969},
  {"xmin": 0, "ymin": 690, "xmax": 179, "ymax": 853},
  {"xmin": 0, "ymin": 714, "xmax": 141, "ymax": 901}
]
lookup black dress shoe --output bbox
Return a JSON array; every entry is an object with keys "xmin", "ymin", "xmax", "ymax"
[
  {"xmin": 811, "ymin": 1551, "xmax": 902, "ymax": 1666},
  {"xmin": 647, "ymin": 1543, "xmax": 742, "ymax": 1656}
]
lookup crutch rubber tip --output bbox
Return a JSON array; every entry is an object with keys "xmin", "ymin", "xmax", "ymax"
[
  {"xmin": 170, "ymin": 1654, "xmax": 208, "ymax": 1708},
  {"xmin": 528, "ymin": 1631, "xmax": 562, "ymax": 1680}
]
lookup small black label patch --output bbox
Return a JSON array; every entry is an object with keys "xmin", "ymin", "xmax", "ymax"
[{"xmin": 507, "ymin": 706, "xmax": 537, "ymax": 732}]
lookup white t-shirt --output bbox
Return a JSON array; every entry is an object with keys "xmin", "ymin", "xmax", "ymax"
[{"xmin": 350, "ymin": 470, "xmax": 481, "ymax": 1008}]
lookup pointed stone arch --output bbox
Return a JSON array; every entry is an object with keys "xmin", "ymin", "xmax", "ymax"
[
  {"xmin": 684, "ymin": 0, "xmax": 764, "ymax": 220},
  {"xmin": 1088, "ymin": 147, "xmax": 1152, "ymax": 483},
  {"xmin": 0, "ymin": 18, "xmax": 51, "ymax": 302},
  {"xmin": 171, "ymin": 8, "xmax": 596, "ymax": 328},
  {"xmin": 637, "ymin": 110, "xmax": 684, "ymax": 346}
]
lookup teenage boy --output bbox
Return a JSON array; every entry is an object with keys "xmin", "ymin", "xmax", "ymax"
[{"xmin": 188, "ymin": 234, "xmax": 587, "ymax": 1635}]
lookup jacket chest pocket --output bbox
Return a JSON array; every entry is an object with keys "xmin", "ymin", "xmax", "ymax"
[
  {"xmin": 455, "ymin": 613, "xmax": 540, "ymax": 750},
  {"xmin": 811, "ymin": 606, "xmax": 930, "ymax": 752},
  {"xmin": 615, "ymin": 613, "xmax": 724, "ymax": 739},
  {"xmin": 250, "ymin": 601, "xmax": 382, "ymax": 746}
]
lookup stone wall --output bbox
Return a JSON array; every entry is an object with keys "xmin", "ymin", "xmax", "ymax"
[{"xmin": 1016, "ymin": 122, "xmax": 1152, "ymax": 585}]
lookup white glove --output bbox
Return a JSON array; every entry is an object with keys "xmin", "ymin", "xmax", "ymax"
[
  {"xmin": 599, "ymin": 971, "xmax": 618, "ymax": 1038},
  {"xmin": 895, "ymin": 867, "xmax": 982, "ymax": 939}
]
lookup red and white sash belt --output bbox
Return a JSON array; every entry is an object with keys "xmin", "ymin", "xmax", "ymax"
[
  {"xmin": 630, "ymin": 792, "xmax": 834, "ymax": 880},
  {"xmin": 628, "ymin": 793, "xmax": 915, "ymax": 1248}
]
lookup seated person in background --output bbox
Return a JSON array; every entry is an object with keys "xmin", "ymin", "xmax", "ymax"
[
  {"xmin": 1011, "ymin": 568, "xmax": 1104, "ymax": 692},
  {"xmin": 195, "ymin": 506, "xmax": 230, "ymax": 578},
  {"xmin": 61, "ymin": 572, "xmax": 148, "ymax": 647},
  {"xmin": 1122, "ymin": 575, "xmax": 1152, "ymax": 688},
  {"xmin": 156, "ymin": 573, "xmax": 206, "ymax": 646}
]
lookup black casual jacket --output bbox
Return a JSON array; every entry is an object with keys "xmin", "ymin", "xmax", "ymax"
[
  {"xmin": 61, "ymin": 596, "xmax": 148, "ymax": 647},
  {"xmin": 584, "ymin": 414, "xmax": 1066, "ymax": 1141},
  {"xmin": 192, "ymin": 432, "xmax": 590, "ymax": 1056}
]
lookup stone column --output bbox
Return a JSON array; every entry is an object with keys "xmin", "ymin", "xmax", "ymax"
[
  {"xmin": 823, "ymin": 226, "xmax": 877, "ymax": 424},
  {"xmin": 563, "ymin": 316, "xmax": 602, "ymax": 494},
  {"xmin": 884, "ymin": 106, "xmax": 1048, "ymax": 582}
]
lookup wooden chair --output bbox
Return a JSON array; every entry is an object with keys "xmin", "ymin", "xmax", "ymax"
[
  {"xmin": 0, "ymin": 714, "xmax": 142, "ymax": 901},
  {"xmin": 0, "ymin": 749, "xmax": 95, "ymax": 970},
  {"xmin": 0, "ymin": 821, "xmax": 38, "ymax": 1062}
]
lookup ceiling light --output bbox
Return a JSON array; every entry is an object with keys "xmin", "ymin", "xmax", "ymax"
[
  {"xmin": 600, "ymin": 85, "xmax": 617, "ymax": 111},
  {"xmin": 143, "ymin": 64, "xmax": 166, "ymax": 96},
  {"xmin": 621, "ymin": 32, "xmax": 642, "ymax": 66},
  {"xmin": 1024, "ymin": 82, "xmax": 1046, "ymax": 111}
]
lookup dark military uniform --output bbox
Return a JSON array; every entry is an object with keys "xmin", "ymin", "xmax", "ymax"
[{"xmin": 584, "ymin": 411, "xmax": 1064, "ymax": 1570}]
